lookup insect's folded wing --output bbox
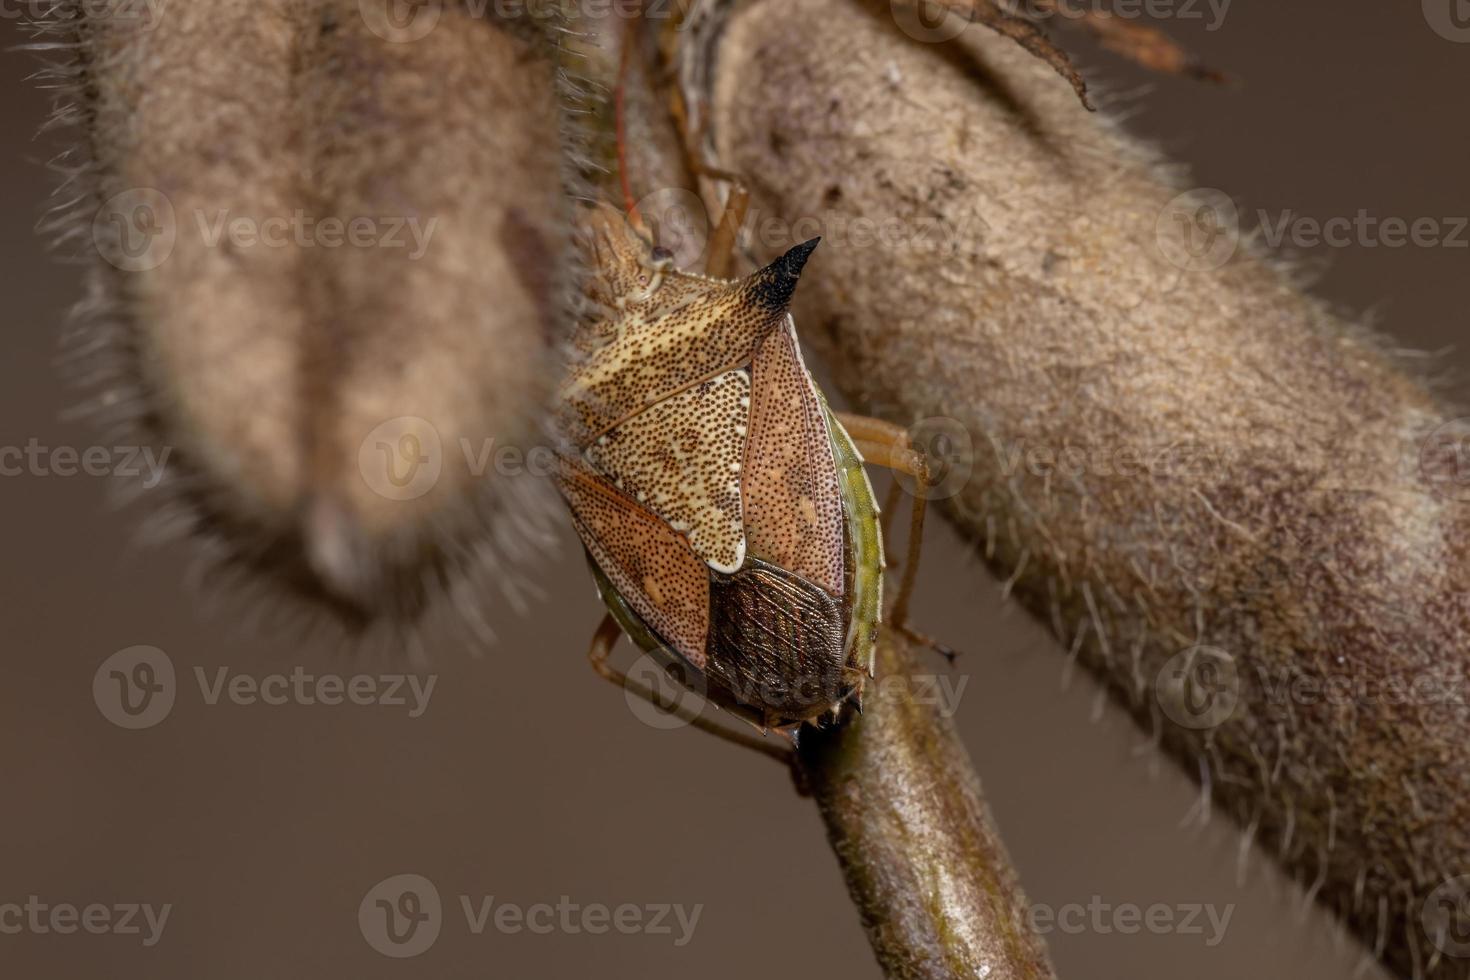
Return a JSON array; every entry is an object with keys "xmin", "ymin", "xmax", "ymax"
[
  {"xmin": 741, "ymin": 317, "xmax": 846, "ymax": 597},
  {"xmin": 586, "ymin": 369, "xmax": 750, "ymax": 574},
  {"xmin": 708, "ymin": 558, "xmax": 848, "ymax": 719},
  {"xmin": 554, "ymin": 455, "xmax": 711, "ymax": 668}
]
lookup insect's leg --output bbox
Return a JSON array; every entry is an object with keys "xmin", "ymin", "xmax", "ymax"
[
  {"xmin": 834, "ymin": 414, "xmax": 958, "ymax": 662},
  {"xmin": 585, "ymin": 613, "xmax": 796, "ymax": 765},
  {"xmin": 655, "ymin": 38, "xmax": 748, "ymax": 280},
  {"xmin": 703, "ymin": 182, "xmax": 749, "ymax": 278},
  {"xmin": 613, "ymin": 11, "xmax": 646, "ymax": 230},
  {"xmin": 853, "ymin": 437, "xmax": 929, "ymax": 634}
]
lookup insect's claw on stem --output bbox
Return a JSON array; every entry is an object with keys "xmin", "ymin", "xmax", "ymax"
[{"xmin": 896, "ymin": 624, "xmax": 960, "ymax": 665}]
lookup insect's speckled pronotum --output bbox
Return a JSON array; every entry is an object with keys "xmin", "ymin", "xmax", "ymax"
[{"xmin": 554, "ymin": 206, "xmax": 895, "ymax": 733}]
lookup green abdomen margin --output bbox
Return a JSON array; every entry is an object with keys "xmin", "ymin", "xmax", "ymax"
[{"xmin": 819, "ymin": 399, "xmax": 884, "ymax": 685}]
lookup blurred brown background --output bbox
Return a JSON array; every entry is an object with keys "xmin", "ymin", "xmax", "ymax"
[{"xmin": 1, "ymin": 3, "xmax": 1465, "ymax": 979}]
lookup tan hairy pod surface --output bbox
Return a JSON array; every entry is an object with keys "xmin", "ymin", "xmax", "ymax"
[
  {"xmin": 36, "ymin": 1, "xmax": 575, "ymax": 626},
  {"xmin": 708, "ymin": 1, "xmax": 1470, "ymax": 976}
]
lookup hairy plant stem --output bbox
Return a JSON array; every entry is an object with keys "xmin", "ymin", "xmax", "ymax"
[{"xmin": 798, "ymin": 630, "xmax": 1057, "ymax": 980}]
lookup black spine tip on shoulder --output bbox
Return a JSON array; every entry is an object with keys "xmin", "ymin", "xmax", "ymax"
[{"xmin": 748, "ymin": 237, "xmax": 821, "ymax": 313}]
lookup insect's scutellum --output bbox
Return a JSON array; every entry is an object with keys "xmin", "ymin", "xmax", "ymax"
[{"xmin": 555, "ymin": 206, "xmax": 886, "ymax": 732}]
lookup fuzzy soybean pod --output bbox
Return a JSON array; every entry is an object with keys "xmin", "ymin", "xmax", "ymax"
[
  {"xmin": 707, "ymin": 1, "xmax": 1470, "ymax": 977},
  {"xmin": 37, "ymin": 0, "xmax": 576, "ymax": 627}
]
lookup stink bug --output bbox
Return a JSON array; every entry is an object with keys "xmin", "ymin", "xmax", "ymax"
[{"xmin": 553, "ymin": 203, "xmax": 942, "ymax": 753}]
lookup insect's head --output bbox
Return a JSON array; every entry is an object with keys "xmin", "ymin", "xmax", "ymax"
[
  {"xmin": 631, "ymin": 242, "xmax": 677, "ymax": 300},
  {"xmin": 573, "ymin": 204, "xmax": 661, "ymax": 312}
]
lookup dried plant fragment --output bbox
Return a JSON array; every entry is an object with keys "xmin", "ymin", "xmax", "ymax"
[
  {"xmin": 1037, "ymin": 0, "xmax": 1228, "ymax": 82},
  {"xmin": 907, "ymin": 0, "xmax": 1095, "ymax": 108}
]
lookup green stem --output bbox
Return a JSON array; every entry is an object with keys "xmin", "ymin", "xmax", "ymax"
[{"xmin": 798, "ymin": 630, "xmax": 1057, "ymax": 980}]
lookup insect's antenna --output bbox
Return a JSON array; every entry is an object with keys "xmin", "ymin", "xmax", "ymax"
[{"xmin": 613, "ymin": 9, "xmax": 648, "ymax": 236}]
